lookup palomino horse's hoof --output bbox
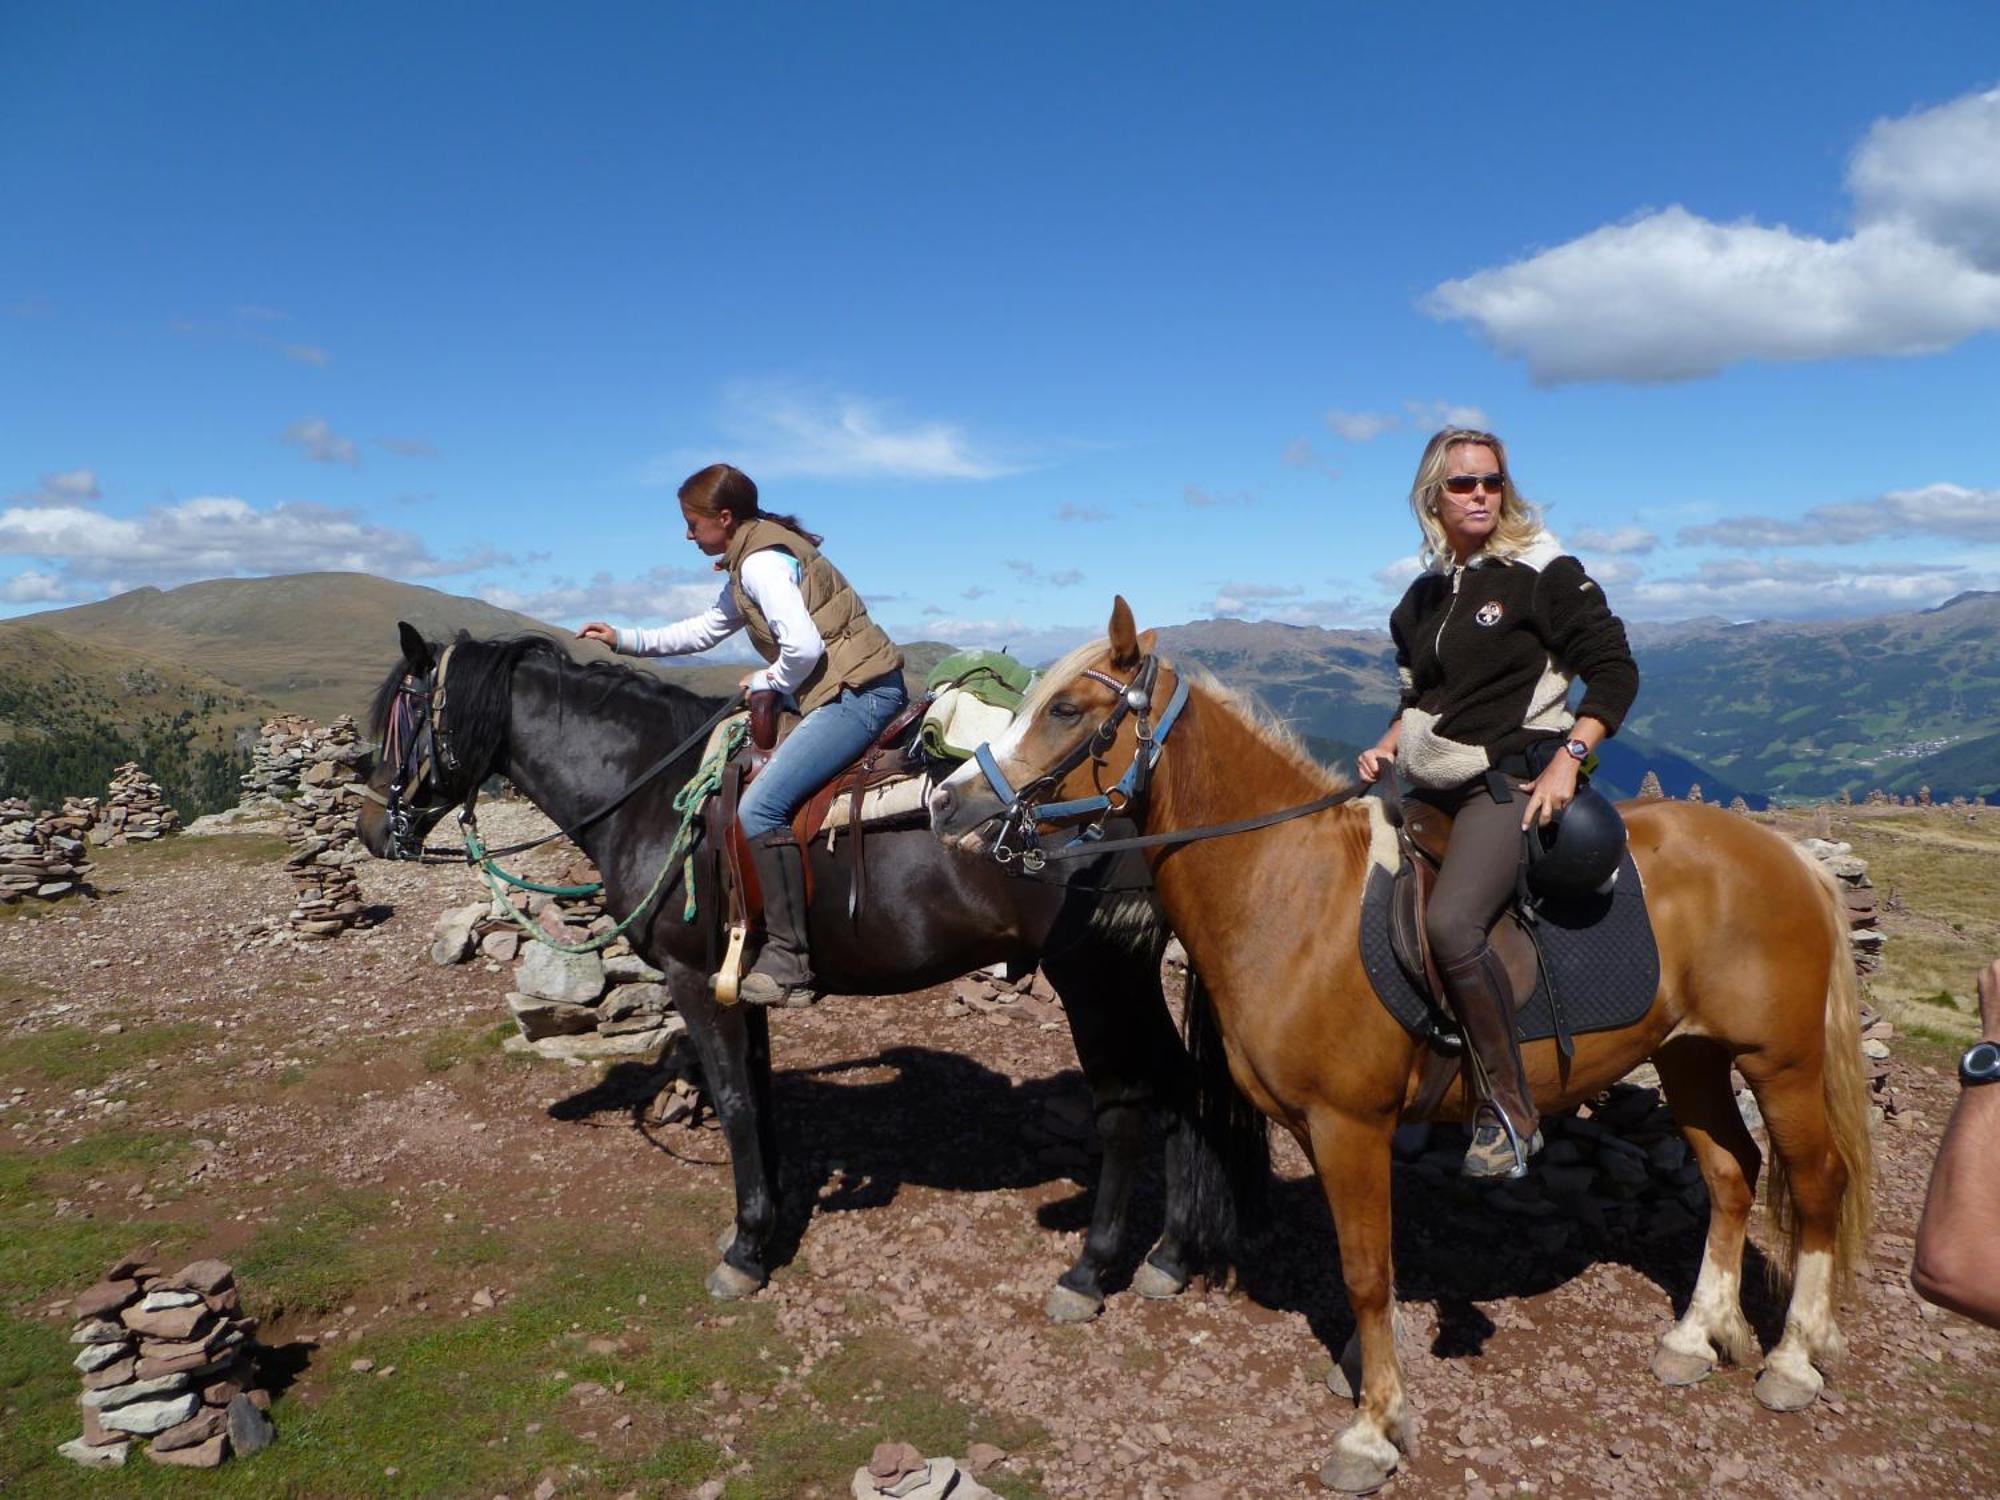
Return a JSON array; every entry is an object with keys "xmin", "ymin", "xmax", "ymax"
[
  {"xmin": 1753, "ymin": 1366, "xmax": 1820, "ymax": 1412},
  {"xmin": 705, "ymin": 1260, "xmax": 764, "ymax": 1301},
  {"xmin": 1131, "ymin": 1260, "xmax": 1189, "ymax": 1300},
  {"xmin": 1044, "ymin": 1284, "xmax": 1104, "ymax": 1324},
  {"xmin": 1650, "ymin": 1346, "xmax": 1715, "ymax": 1387},
  {"xmin": 1319, "ymin": 1444, "xmax": 1397, "ymax": 1494}
]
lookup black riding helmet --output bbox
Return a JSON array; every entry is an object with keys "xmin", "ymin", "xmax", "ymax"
[{"xmin": 1525, "ymin": 784, "xmax": 1627, "ymax": 900}]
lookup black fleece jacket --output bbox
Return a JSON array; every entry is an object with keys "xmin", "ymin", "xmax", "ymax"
[{"xmin": 1387, "ymin": 535, "xmax": 1639, "ymax": 788}]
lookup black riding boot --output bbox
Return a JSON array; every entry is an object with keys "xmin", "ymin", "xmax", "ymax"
[
  {"xmin": 740, "ymin": 828, "xmax": 816, "ymax": 1008},
  {"xmin": 1441, "ymin": 945, "xmax": 1542, "ymax": 1179}
]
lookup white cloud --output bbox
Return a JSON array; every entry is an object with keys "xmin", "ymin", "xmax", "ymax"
[
  {"xmin": 284, "ymin": 343, "xmax": 331, "ymax": 367},
  {"xmin": 282, "ymin": 417, "xmax": 360, "ymax": 467},
  {"xmin": 1622, "ymin": 555, "xmax": 1997, "ymax": 620},
  {"xmin": 477, "ymin": 568, "xmax": 728, "ymax": 638},
  {"xmin": 1402, "ymin": 399, "xmax": 1491, "ymax": 433},
  {"xmin": 688, "ymin": 381, "xmax": 1017, "ymax": 481},
  {"xmin": 1679, "ymin": 483, "xmax": 2000, "ymax": 547},
  {"xmin": 0, "ymin": 496, "xmax": 500, "ymax": 591},
  {"xmin": 1372, "ymin": 553, "xmax": 1426, "ymax": 593},
  {"xmin": 1184, "ymin": 485, "xmax": 1252, "ymax": 508},
  {"xmin": 1569, "ymin": 524, "xmax": 1659, "ymax": 555},
  {"xmin": 1004, "ymin": 560, "xmax": 1084, "ymax": 587},
  {"xmin": 379, "ymin": 436, "xmax": 438, "ymax": 459},
  {"xmin": 1055, "ymin": 502, "xmax": 1110, "ymax": 522},
  {"xmin": 1325, "ymin": 409, "xmax": 1399, "ymax": 443},
  {"xmin": 885, "ymin": 613, "xmax": 1094, "ymax": 664},
  {"xmin": 9, "ymin": 467, "xmax": 101, "ymax": 507},
  {"xmin": 0, "ymin": 569, "xmax": 72, "ymax": 603},
  {"xmin": 1425, "ymin": 86, "xmax": 2000, "ymax": 384}
]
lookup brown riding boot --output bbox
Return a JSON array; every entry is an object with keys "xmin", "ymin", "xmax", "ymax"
[
  {"xmin": 1441, "ymin": 945, "xmax": 1542, "ymax": 1179},
  {"xmin": 739, "ymin": 829, "xmax": 817, "ymax": 1008}
]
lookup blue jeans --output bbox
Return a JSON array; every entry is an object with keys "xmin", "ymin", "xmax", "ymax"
[{"xmin": 739, "ymin": 674, "xmax": 909, "ymax": 838}]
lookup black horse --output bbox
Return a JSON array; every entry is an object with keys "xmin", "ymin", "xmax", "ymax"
[{"xmin": 357, "ymin": 626, "xmax": 1260, "ymax": 1314}]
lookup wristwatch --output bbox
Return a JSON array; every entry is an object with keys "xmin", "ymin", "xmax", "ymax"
[
  {"xmin": 1962, "ymin": 1040, "xmax": 2000, "ymax": 1087},
  {"xmin": 1562, "ymin": 738, "xmax": 1590, "ymax": 763}
]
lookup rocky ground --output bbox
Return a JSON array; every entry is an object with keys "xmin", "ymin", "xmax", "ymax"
[{"xmin": 1, "ymin": 801, "xmax": 1995, "ymax": 1498}]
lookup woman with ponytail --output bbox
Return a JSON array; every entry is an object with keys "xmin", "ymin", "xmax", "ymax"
[{"xmin": 581, "ymin": 463, "xmax": 906, "ymax": 1006}]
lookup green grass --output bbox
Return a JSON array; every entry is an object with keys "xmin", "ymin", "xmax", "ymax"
[
  {"xmin": 100, "ymin": 830, "xmax": 292, "ymax": 868},
  {"xmin": 0, "ymin": 966, "xmax": 56, "ymax": 1004},
  {"xmin": 419, "ymin": 1020, "xmax": 517, "ymax": 1074},
  {"xmin": 0, "ymin": 1130, "xmax": 193, "ymax": 1305},
  {"xmin": 0, "ymin": 1024, "xmax": 201, "ymax": 1089},
  {"xmin": 232, "ymin": 1187, "xmax": 396, "ymax": 1318}
]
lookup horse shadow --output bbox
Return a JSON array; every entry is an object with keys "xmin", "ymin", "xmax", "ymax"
[
  {"xmin": 1226, "ymin": 1125, "xmax": 1788, "ymax": 1367},
  {"xmin": 550, "ymin": 1046, "xmax": 1132, "ymax": 1277},
  {"xmin": 549, "ymin": 1059, "xmax": 1785, "ymax": 1365}
]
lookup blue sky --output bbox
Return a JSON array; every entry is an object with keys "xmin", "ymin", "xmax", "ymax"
[{"xmin": 4, "ymin": 3, "xmax": 1999, "ymax": 662}]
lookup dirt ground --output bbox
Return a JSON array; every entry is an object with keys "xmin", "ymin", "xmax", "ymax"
[{"xmin": 3, "ymin": 807, "xmax": 1996, "ymax": 1498}]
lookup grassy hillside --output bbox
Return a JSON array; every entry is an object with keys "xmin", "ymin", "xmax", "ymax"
[
  {"xmin": 19, "ymin": 573, "xmax": 557, "ymax": 724},
  {"xmin": 0, "ymin": 625, "xmax": 272, "ymax": 815}
]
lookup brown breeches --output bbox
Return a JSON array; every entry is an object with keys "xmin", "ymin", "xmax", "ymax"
[{"xmin": 1422, "ymin": 778, "xmax": 1530, "ymax": 965}]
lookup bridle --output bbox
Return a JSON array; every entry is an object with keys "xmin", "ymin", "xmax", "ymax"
[
  {"xmin": 358, "ymin": 645, "xmax": 470, "ymax": 860},
  {"xmin": 971, "ymin": 652, "xmax": 1190, "ymax": 872}
]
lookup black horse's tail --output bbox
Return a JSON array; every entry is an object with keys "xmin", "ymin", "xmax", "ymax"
[{"xmin": 1173, "ymin": 964, "xmax": 1271, "ymax": 1275}]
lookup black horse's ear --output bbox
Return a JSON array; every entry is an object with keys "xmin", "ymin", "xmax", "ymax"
[
  {"xmin": 1108, "ymin": 596, "xmax": 1140, "ymax": 667},
  {"xmin": 398, "ymin": 621, "xmax": 434, "ymax": 674}
]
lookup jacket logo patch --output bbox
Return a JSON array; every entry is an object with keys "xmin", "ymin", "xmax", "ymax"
[{"xmin": 1475, "ymin": 601, "xmax": 1504, "ymax": 627}]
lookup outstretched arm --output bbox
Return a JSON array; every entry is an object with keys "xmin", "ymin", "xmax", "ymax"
[
  {"xmin": 578, "ymin": 577, "xmax": 744, "ymax": 658},
  {"xmin": 1912, "ymin": 959, "xmax": 2000, "ymax": 1329}
]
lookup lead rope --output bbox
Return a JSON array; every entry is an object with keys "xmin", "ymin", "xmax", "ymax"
[{"xmin": 468, "ymin": 717, "xmax": 750, "ymax": 955}]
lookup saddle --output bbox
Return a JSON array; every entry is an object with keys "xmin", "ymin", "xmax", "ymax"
[
  {"xmin": 1366, "ymin": 774, "xmax": 1661, "ymax": 1123},
  {"xmin": 703, "ymin": 689, "xmax": 934, "ymax": 994}
]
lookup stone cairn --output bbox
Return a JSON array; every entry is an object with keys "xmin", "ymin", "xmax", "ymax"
[
  {"xmin": 852, "ymin": 1440, "xmax": 1003, "ymax": 1500},
  {"xmin": 94, "ymin": 763, "xmax": 181, "ymax": 845},
  {"xmin": 429, "ymin": 849, "xmax": 685, "ymax": 1070},
  {"xmin": 240, "ymin": 713, "xmax": 323, "ymax": 806},
  {"xmin": 1797, "ymin": 836, "xmax": 1895, "ymax": 1120},
  {"xmin": 281, "ymin": 715, "xmax": 373, "ymax": 940},
  {"xmin": 1635, "ymin": 769, "xmax": 1665, "ymax": 800},
  {"xmin": 61, "ymin": 1255, "xmax": 274, "ymax": 1470},
  {"xmin": 0, "ymin": 798, "xmax": 95, "ymax": 903}
]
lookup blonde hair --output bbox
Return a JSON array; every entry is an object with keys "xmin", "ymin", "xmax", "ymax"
[{"xmin": 1407, "ymin": 428, "xmax": 1545, "ymax": 569}]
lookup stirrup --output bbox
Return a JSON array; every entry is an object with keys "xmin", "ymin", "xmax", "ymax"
[{"xmin": 1461, "ymin": 1107, "xmax": 1542, "ymax": 1180}]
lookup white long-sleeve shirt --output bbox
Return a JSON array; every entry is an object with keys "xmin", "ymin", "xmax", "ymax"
[{"xmin": 615, "ymin": 550, "xmax": 825, "ymax": 696}]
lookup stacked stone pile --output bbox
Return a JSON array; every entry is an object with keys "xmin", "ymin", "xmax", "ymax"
[
  {"xmin": 1635, "ymin": 770, "xmax": 1665, "ymax": 800},
  {"xmin": 1797, "ymin": 837, "xmax": 1884, "ymax": 977},
  {"xmin": 852, "ymin": 1441, "xmax": 1003, "ymax": 1500},
  {"xmin": 0, "ymin": 798, "xmax": 94, "ymax": 903},
  {"xmin": 429, "ymin": 854, "xmax": 682, "ymax": 1064},
  {"xmin": 239, "ymin": 713, "xmax": 322, "ymax": 804},
  {"xmin": 60, "ymin": 1255, "xmax": 274, "ymax": 1470},
  {"xmin": 281, "ymin": 715, "xmax": 373, "ymax": 940},
  {"xmin": 93, "ymin": 763, "xmax": 180, "ymax": 845}
]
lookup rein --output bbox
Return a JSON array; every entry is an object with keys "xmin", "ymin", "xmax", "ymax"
[{"xmin": 972, "ymin": 651, "xmax": 1362, "ymax": 871}]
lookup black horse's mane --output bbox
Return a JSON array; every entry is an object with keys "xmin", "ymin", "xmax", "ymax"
[{"xmin": 368, "ymin": 633, "xmax": 729, "ymax": 770}]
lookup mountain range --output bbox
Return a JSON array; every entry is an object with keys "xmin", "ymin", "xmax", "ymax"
[{"xmin": 1, "ymin": 573, "xmax": 1995, "ymax": 813}]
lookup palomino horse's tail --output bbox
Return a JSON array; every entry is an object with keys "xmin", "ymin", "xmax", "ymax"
[
  {"xmin": 1763, "ymin": 853, "xmax": 1875, "ymax": 1295},
  {"xmin": 1183, "ymin": 965, "xmax": 1272, "ymax": 1261}
]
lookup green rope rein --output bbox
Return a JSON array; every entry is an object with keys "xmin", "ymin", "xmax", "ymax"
[{"xmin": 464, "ymin": 717, "xmax": 749, "ymax": 956}]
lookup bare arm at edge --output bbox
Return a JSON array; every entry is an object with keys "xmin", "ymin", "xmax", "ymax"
[{"xmin": 1911, "ymin": 958, "xmax": 2000, "ymax": 1329}]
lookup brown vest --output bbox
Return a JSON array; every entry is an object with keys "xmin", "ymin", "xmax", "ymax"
[{"xmin": 723, "ymin": 518, "xmax": 904, "ymax": 713}]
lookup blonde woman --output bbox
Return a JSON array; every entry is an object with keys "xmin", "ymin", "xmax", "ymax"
[{"xmin": 1356, "ymin": 429, "xmax": 1639, "ymax": 1177}]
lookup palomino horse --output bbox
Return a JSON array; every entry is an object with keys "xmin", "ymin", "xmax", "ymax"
[
  {"xmin": 931, "ymin": 598, "xmax": 1872, "ymax": 1493},
  {"xmin": 356, "ymin": 626, "xmax": 1261, "ymax": 1318}
]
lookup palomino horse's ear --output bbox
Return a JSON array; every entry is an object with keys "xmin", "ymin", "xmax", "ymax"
[
  {"xmin": 1108, "ymin": 596, "xmax": 1140, "ymax": 667},
  {"xmin": 398, "ymin": 621, "xmax": 434, "ymax": 674}
]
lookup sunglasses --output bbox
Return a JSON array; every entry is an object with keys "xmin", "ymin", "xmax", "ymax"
[{"xmin": 1442, "ymin": 473, "xmax": 1505, "ymax": 496}]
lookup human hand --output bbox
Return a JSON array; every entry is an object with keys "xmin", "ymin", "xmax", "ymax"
[
  {"xmin": 1357, "ymin": 745, "xmax": 1394, "ymax": 783},
  {"xmin": 578, "ymin": 621, "xmax": 617, "ymax": 647},
  {"xmin": 1978, "ymin": 957, "xmax": 2000, "ymax": 1040},
  {"xmin": 1520, "ymin": 754, "xmax": 1580, "ymax": 830},
  {"xmin": 738, "ymin": 670, "xmax": 766, "ymax": 692}
]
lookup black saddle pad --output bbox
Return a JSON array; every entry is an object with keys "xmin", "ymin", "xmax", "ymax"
[{"xmin": 1360, "ymin": 850, "xmax": 1660, "ymax": 1043}]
